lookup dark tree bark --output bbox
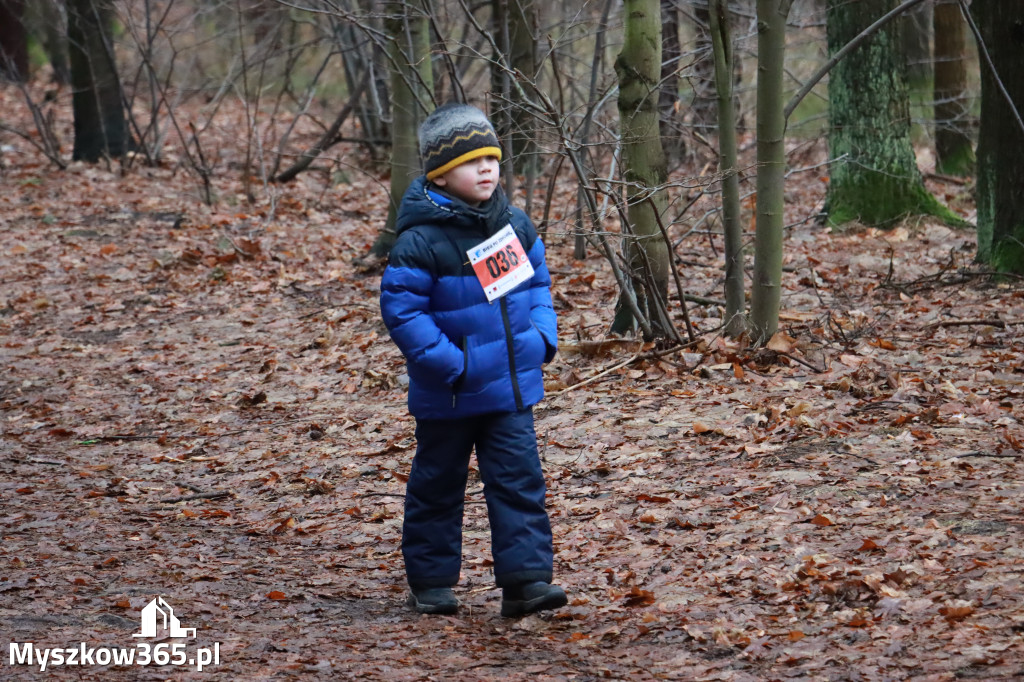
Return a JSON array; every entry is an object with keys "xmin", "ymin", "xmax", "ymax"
[
  {"xmin": 370, "ymin": 0, "xmax": 433, "ymax": 259},
  {"xmin": 24, "ymin": 0, "xmax": 69, "ymax": 85},
  {"xmin": 0, "ymin": 0, "xmax": 29, "ymax": 81},
  {"xmin": 933, "ymin": 0, "xmax": 975, "ymax": 176},
  {"xmin": 710, "ymin": 0, "xmax": 745, "ymax": 338},
  {"xmin": 901, "ymin": 0, "xmax": 931, "ymax": 85},
  {"xmin": 824, "ymin": 0, "xmax": 954, "ymax": 227},
  {"xmin": 336, "ymin": 0, "xmax": 389, "ymax": 162},
  {"xmin": 508, "ymin": 0, "xmax": 539, "ymax": 167},
  {"xmin": 612, "ymin": 0, "xmax": 673, "ymax": 340},
  {"xmin": 970, "ymin": 0, "xmax": 1024, "ymax": 273},
  {"xmin": 243, "ymin": 0, "xmax": 288, "ymax": 52},
  {"xmin": 488, "ymin": 0, "xmax": 539, "ymax": 195},
  {"xmin": 67, "ymin": 0, "xmax": 127, "ymax": 162},
  {"xmin": 690, "ymin": 1, "xmax": 717, "ymax": 131},
  {"xmin": 660, "ymin": 0, "xmax": 685, "ymax": 165},
  {"xmin": 490, "ymin": 0, "xmax": 514, "ymax": 194}
]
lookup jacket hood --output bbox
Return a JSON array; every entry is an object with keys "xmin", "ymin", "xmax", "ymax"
[{"xmin": 395, "ymin": 176, "xmax": 511, "ymax": 237}]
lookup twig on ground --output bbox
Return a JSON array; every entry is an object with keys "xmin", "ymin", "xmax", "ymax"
[
  {"xmin": 80, "ymin": 416, "xmax": 330, "ymax": 446},
  {"xmin": 887, "ymin": 265, "xmax": 1024, "ymax": 293},
  {"xmin": 553, "ymin": 343, "xmax": 645, "ymax": 396},
  {"xmin": 559, "ymin": 338, "xmax": 643, "ymax": 354},
  {"xmin": 924, "ymin": 172, "xmax": 970, "ymax": 185},
  {"xmin": 778, "ymin": 351, "xmax": 826, "ymax": 374},
  {"xmin": 159, "ymin": 491, "xmax": 231, "ymax": 503},
  {"xmin": 683, "ymin": 293, "xmax": 727, "ymax": 306},
  {"xmin": 924, "ymin": 318, "xmax": 1019, "ymax": 329},
  {"xmin": 947, "ymin": 451, "xmax": 1021, "ymax": 460},
  {"xmin": 839, "ymin": 451, "xmax": 881, "ymax": 466},
  {"xmin": 8, "ymin": 457, "xmax": 67, "ymax": 466},
  {"xmin": 849, "ymin": 401, "xmax": 903, "ymax": 413}
]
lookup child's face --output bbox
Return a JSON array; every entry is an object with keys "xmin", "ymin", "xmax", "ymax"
[{"xmin": 432, "ymin": 155, "xmax": 500, "ymax": 206}]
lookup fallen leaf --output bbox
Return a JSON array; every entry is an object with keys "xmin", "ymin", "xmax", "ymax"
[
  {"xmin": 848, "ymin": 613, "xmax": 871, "ymax": 627},
  {"xmin": 787, "ymin": 401, "xmax": 813, "ymax": 417},
  {"xmin": 622, "ymin": 586, "xmax": 655, "ymax": 607},
  {"xmin": 767, "ymin": 332, "xmax": 796, "ymax": 353},
  {"xmin": 636, "ymin": 494, "xmax": 671, "ymax": 503},
  {"xmin": 939, "ymin": 602, "xmax": 975, "ymax": 622},
  {"xmin": 272, "ymin": 517, "xmax": 297, "ymax": 534}
]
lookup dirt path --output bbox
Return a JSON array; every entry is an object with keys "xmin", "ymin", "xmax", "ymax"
[{"xmin": 2, "ymin": 160, "xmax": 1022, "ymax": 680}]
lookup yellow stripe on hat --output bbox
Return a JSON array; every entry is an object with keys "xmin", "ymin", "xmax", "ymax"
[{"xmin": 426, "ymin": 147, "xmax": 502, "ymax": 181}]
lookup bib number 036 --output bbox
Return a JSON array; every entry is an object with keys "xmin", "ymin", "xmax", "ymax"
[
  {"xmin": 483, "ymin": 244, "xmax": 521, "ymax": 278},
  {"xmin": 467, "ymin": 225, "xmax": 534, "ymax": 302}
]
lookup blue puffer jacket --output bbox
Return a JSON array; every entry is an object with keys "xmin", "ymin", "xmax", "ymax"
[{"xmin": 380, "ymin": 177, "xmax": 557, "ymax": 420}]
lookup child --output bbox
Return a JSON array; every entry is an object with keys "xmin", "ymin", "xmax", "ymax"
[{"xmin": 380, "ymin": 103, "xmax": 566, "ymax": 617}]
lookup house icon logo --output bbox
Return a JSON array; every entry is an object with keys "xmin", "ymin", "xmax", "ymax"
[{"xmin": 132, "ymin": 597, "xmax": 196, "ymax": 639}]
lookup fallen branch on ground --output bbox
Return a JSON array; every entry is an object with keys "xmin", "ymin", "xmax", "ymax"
[
  {"xmin": 159, "ymin": 491, "xmax": 232, "ymax": 503},
  {"xmin": 924, "ymin": 318, "xmax": 1020, "ymax": 329}
]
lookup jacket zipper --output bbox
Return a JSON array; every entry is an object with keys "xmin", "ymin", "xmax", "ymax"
[{"xmin": 501, "ymin": 298, "xmax": 524, "ymax": 411}]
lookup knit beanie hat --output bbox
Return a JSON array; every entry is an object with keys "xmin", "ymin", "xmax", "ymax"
[{"xmin": 419, "ymin": 103, "xmax": 502, "ymax": 181}]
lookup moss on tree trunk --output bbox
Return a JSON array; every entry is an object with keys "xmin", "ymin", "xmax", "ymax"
[
  {"xmin": 933, "ymin": 0, "xmax": 975, "ymax": 177},
  {"xmin": 971, "ymin": 0, "xmax": 1024, "ymax": 274},
  {"xmin": 825, "ymin": 0, "xmax": 959, "ymax": 228},
  {"xmin": 611, "ymin": 0, "xmax": 671, "ymax": 339}
]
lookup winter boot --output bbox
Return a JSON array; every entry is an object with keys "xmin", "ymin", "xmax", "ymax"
[
  {"xmin": 500, "ymin": 581, "xmax": 567, "ymax": 617},
  {"xmin": 407, "ymin": 587, "xmax": 459, "ymax": 615}
]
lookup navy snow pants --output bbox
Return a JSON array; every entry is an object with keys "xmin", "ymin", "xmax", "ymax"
[{"xmin": 402, "ymin": 408, "xmax": 554, "ymax": 590}]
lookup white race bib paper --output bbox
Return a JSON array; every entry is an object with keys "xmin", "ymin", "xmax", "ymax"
[{"xmin": 467, "ymin": 224, "xmax": 535, "ymax": 302}]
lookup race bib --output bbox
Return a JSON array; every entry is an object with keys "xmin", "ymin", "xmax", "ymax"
[{"xmin": 467, "ymin": 224, "xmax": 535, "ymax": 302}]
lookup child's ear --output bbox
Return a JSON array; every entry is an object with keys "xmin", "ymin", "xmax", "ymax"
[{"xmin": 433, "ymin": 176, "xmax": 447, "ymax": 187}]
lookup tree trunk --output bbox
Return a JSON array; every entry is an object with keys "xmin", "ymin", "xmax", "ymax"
[
  {"xmin": 508, "ymin": 0, "xmax": 539, "ymax": 167},
  {"xmin": 933, "ymin": 0, "xmax": 975, "ymax": 176},
  {"xmin": 573, "ymin": 0, "xmax": 615, "ymax": 262},
  {"xmin": 67, "ymin": 0, "xmax": 127, "ymax": 162},
  {"xmin": 690, "ymin": 1, "xmax": 717, "ymax": 131},
  {"xmin": 0, "ymin": 0, "xmax": 29, "ymax": 81},
  {"xmin": 971, "ymin": 0, "xmax": 1024, "ymax": 273},
  {"xmin": 660, "ymin": 0, "xmax": 685, "ymax": 166},
  {"xmin": 749, "ymin": 0, "xmax": 791, "ymax": 345},
  {"xmin": 371, "ymin": 0, "xmax": 434, "ymax": 259},
  {"xmin": 336, "ymin": 0, "xmax": 389, "ymax": 162},
  {"xmin": 611, "ymin": 0, "xmax": 672, "ymax": 339},
  {"xmin": 24, "ymin": 0, "xmax": 70, "ymax": 85},
  {"xmin": 490, "ymin": 0, "xmax": 515, "ymax": 197},
  {"xmin": 243, "ymin": 0, "xmax": 287, "ymax": 54},
  {"xmin": 824, "ymin": 0, "xmax": 956, "ymax": 228},
  {"xmin": 710, "ymin": 0, "xmax": 745, "ymax": 338},
  {"xmin": 901, "ymin": 0, "xmax": 932, "ymax": 86}
]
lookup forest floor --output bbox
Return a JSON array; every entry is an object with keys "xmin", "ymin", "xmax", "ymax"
[{"xmin": 2, "ymin": 89, "xmax": 1023, "ymax": 681}]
